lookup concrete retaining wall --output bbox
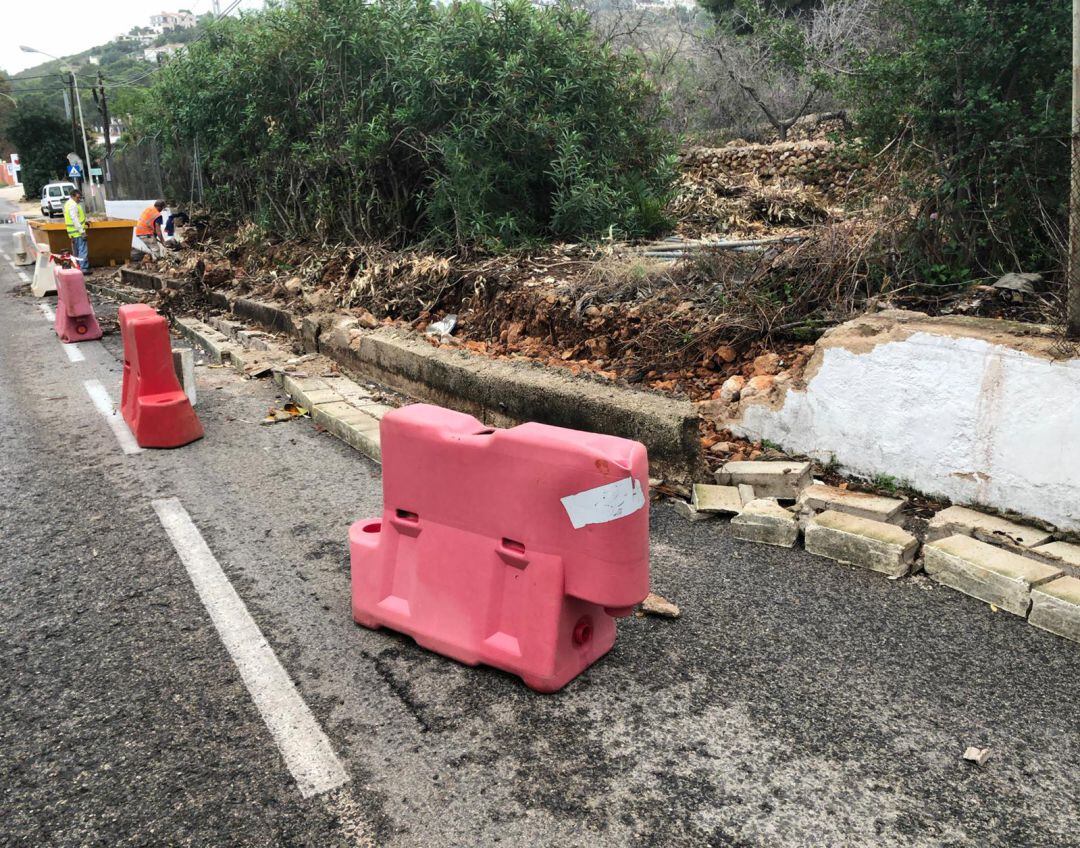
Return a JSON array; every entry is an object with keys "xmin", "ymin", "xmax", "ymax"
[
  {"xmin": 722, "ymin": 311, "xmax": 1080, "ymax": 530},
  {"xmin": 318, "ymin": 322, "xmax": 703, "ymax": 483}
]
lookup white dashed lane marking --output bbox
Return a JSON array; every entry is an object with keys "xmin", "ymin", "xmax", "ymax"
[
  {"xmin": 152, "ymin": 497, "xmax": 350, "ymax": 799},
  {"xmin": 62, "ymin": 344, "xmax": 86, "ymax": 363},
  {"xmin": 83, "ymin": 379, "xmax": 143, "ymax": 455}
]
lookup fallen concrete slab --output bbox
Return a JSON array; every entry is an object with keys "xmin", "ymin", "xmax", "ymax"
[
  {"xmin": 731, "ymin": 499, "xmax": 800, "ymax": 548},
  {"xmin": 715, "ymin": 460, "xmax": 811, "ymax": 499},
  {"xmin": 691, "ymin": 484, "xmax": 742, "ymax": 514},
  {"xmin": 804, "ymin": 510, "xmax": 918, "ymax": 578},
  {"xmin": 927, "ymin": 505, "xmax": 1053, "ymax": 549},
  {"xmin": 1029, "ymin": 576, "xmax": 1080, "ymax": 644},
  {"xmin": 923, "ymin": 535, "xmax": 1062, "ymax": 616},
  {"xmin": 798, "ymin": 484, "xmax": 906, "ymax": 524},
  {"xmin": 1029, "ymin": 541, "xmax": 1080, "ymax": 572}
]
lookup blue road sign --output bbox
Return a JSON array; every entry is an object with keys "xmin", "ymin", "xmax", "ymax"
[{"xmin": 66, "ymin": 164, "xmax": 83, "ymax": 179}]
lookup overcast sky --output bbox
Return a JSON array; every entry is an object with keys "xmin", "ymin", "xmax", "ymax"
[{"xmin": 0, "ymin": 0, "xmax": 265, "ymax": 76}]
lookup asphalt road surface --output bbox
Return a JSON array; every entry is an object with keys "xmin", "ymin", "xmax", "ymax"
[{"xmin": 1, "ymin": 206, "xmax": 1078, "ymax": 848}]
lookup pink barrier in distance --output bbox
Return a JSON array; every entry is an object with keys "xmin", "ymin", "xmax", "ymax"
[
  {"xmin": 53, "ymin": 267, "xmax": 102, "ymax": 343},
  {"xmin": 349, "ymin": 404, "xmax": 650, "ymax": 693}
]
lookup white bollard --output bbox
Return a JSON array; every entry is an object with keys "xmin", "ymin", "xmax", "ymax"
[
  {"xmin": 30, "ymin": 254, "xmax": 57, "ymax": 298},
  {"xmin": 12, "ymin": 232, "xmax": 33, "ymax": 266},
  {"xmin": 172, "ymin": 347, "xmax": 197, "ymax": 407}
]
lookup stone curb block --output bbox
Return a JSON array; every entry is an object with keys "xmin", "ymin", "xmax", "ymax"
[
  {"xmin": 731, "ymin": 499, "xmax": 800, "ymax": 548},
  {"xmin": 797, "ymin": 483, "xmax": 906, "ymax": 524},
  {"xmin": 804, "ymin": 510, "xmax": 918, "ymax": 578},
  {"xmin": 1029, "ymin": 577, "xmax": 1080, "ymax": 644},
  {"xmin": 927, "ymin": 505, "xmax": 1052, "ymax": 549},
  {"xmin": 691, "ymin": 484, "xmax": 742, "ymax": 514},
  {"xmin": 716, "ymin": 461, "xmax": 811, "ymax": 500},
  {"xmin": 923, "ymin": 534, "xmax": 1062, "ymax": 617},
  {"xmin": 173, "ymin": 317, "xmax": 242, "ymax": 366}
]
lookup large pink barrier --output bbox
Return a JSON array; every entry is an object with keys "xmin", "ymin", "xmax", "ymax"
[
  {"xmin": 53, "ymin": 267, "xmax": 102, "ymax": 343},
  {"xmin": 118, "ymin": 304, "xmax": 204, "ymax": 449},
  {"xmin": 350, "ymin": 404, "xmax": 650, "ymax": 692}
]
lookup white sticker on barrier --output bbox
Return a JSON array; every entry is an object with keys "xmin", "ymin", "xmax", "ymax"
[{"xmin": 560, "ymin": 476, "xmax": 646, "ymax": 530}]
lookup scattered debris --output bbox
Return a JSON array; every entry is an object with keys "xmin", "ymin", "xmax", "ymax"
[
  {"xmin": 962, "ymin": 746, "xmax": 992, "ymax": 766},
  {"xmin": 639, "ymin": 592, "xmax": 681, "ymax": 619},
  {"xmin": 425, "ymin": 314, "xmax": 458, "ymax": 337},
  {"xmin": 261, "ymin": 402, "xmax": 309, "ymax": 425}
]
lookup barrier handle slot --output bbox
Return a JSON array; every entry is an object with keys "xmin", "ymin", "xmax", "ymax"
[
  {"xmin": 390, "ymin": 508, "xmax": 421, "ymax": 537},
  {"xmin": 497, "ymin": 538, "xmax": 529, "ymax": 569}
]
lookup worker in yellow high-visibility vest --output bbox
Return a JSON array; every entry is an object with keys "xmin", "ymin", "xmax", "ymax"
[{"xmin": 63, "ymin": 188, "xmax": 90, "ymax": 273}]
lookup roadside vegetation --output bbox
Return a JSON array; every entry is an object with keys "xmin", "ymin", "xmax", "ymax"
[{"xmin": 128, "ymin": 0, "xmax": 677, "ymax": 249}]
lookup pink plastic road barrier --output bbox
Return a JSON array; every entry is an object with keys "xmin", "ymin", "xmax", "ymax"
[
  {"xmin": 350, "ymin": 404, "xmax": 650, "ymax": 692},
  {"xmin": 118, "ymin": 304, "xmax": 204, "ymax": 449},
  {"xmin": 53, "ymin": 266, "xmax": 102, "ymax": 343}
]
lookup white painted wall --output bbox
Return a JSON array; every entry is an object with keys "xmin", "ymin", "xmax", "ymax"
[{"xmin": 730, "ymin": 330, "xmax": 1080, "ymax": 530}]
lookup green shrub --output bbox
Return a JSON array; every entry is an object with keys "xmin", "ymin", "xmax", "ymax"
[
  {"xmin": 844, "ymin": 0, "xmax": 1070, "ymax": 278},
  {"xmin": 133, "ymin": 0, "xmax": 677, "ymax": 249}
]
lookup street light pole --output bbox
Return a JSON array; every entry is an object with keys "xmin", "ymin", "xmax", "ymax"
[{"xmin": 19, "ymin": 46, "xmax": 97, "ymax": 201}]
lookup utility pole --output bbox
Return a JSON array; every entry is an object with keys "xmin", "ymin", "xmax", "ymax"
[
  {"xmin": 96, "ymin": 71, "xmax": 113, "ymax": 194},
  {"xmin": 1070, "ymin": 0, "xmax": 1080, "ymax": 336},
  {"xmin": 212, "ymin": 0, "xmax": 221, "ymax": 15}
]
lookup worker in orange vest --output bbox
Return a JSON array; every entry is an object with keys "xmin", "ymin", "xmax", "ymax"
[{"xmin": 134, "ymin": 200, "xmax": 167, "ymax": 259}]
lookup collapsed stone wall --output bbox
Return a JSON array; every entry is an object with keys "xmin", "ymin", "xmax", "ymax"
[{"xmin": 681, "ymin": 140, "xmax": 862, "ymax": 193}]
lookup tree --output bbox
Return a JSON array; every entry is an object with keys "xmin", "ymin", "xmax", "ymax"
[
  {"xmin": 5, "ymin": 109, "xmax": 72, "ymax": 195},
  {"xmin": 693, "ymin": 0, "xmax": 882, "ymax": 139}
]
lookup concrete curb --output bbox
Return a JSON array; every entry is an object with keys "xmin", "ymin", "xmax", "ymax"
[
  {"xmin": 111, "ymin": 267, "xmax": 704, "ymax": 482},
  {"xmin": 173, "ymin": 316, "xmax": 386, "ymax": 465}
]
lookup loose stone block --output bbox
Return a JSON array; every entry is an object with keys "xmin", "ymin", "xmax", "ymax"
[
  {"xmin": 1029, "ymin": 576, "xmax": 1080, "ymax": 644},
  {"xmin": 714, "ymin": 461, "xmax": 812, "ymax": 499},
  {"xmin": 1030, "ymin": 541, "xmax": 1080, "ymax": 570},
  {"xmin": 672, "ymin": 500, "xmax": 715, "ymax": 522},
  {"xmin": 738, "ymin": 483, "xmax": 755, "ymax": 505},
  {"xmin": 923, "ymin": 535, "xmax": 1062, "ymax": 616},
  {"xmin": 804, "ymin": 510, "xmax": 918, "ymax": 578},
  {"xmin": 691, "ymin": 484, "xmax": 743, "ymax": 514},
  {"xmin": 731, "ymin": 499, "xmax": 800, "ymax": 548},
  {"xmin": 927, "ymin": 505, "xmax": 1052, "ymax": 548},
  {"xmin": 798, "ymin": 483, "xmax": 906, "ymax": 524}
]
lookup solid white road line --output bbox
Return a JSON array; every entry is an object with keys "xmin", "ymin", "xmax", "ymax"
[
  {"xmin": 62, "ymin": 344, "xmax": 86, "ymax": 363},
  {"xmin": 151, "ymin": 497, "xmax": 350, "ymax": 799},
  {"xmin": 17, "ymin": 270, "xmax": 31, "ymax": 283},
  {"xmin": 37, "ymin": 303, "xmax": 55, "ymax": 321},
  {"xmin": 83, "ymin": 379, "xmax": 143, "ymax": 455}
]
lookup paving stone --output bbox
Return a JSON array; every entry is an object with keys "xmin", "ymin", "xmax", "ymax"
[
  {"xmin": 797, "ymin": 483, "xmax": 907, "ymax": 524},
  {"xmin": 715, "ymin": 461, "xmax": 811, "ymax": 499},
  {"xmin": 731, "ymin": 499, "xmax": 800, "ymax": 548},
  {"xmin": 672, "ymin": 499, "xmax": 716, "ymax": 522},
  {"xmin": 804, "ymin": 510, "xmax": 918, "ymax": 578},
  {"xmin": 927, "ymin": 505, "xmax": 1052, "ymax": 549},
  {"xmin": 691, "ymin": 484, "xmax": 742, "ymax": 514},
  {"xmin": 923, "ymin": 534, "xmax": 1062, "ymax": 616},
  {"xmin": 1028, "ymin": 576, "xmax": 1080, "ymax": 644},
  {"xmin": 1029, "ymin": 541, "xmax": 1080, "ymax": 570}
]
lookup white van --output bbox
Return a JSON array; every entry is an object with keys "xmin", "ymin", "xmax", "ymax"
[{"xmin": 40, "ymin": 181, "xmax": 77, "ymax": 218}]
